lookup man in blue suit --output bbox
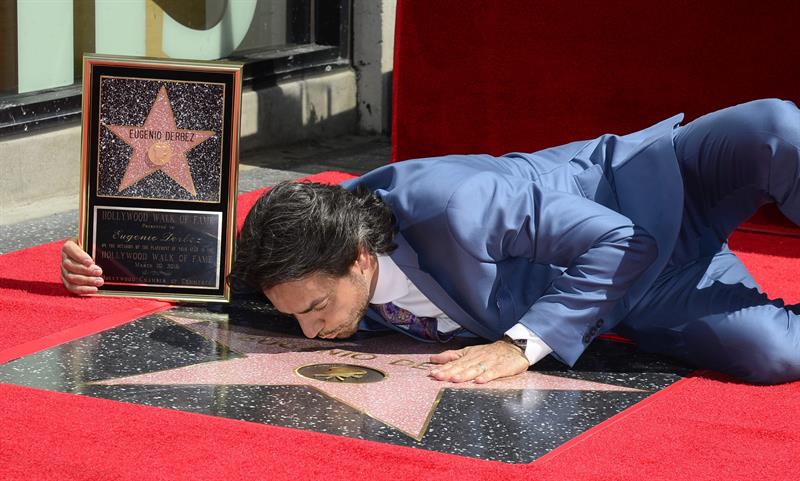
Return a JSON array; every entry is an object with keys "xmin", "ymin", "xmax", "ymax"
[{"xmin": 61, "ymin": 99, "xmax": 800, "ymax": 385}]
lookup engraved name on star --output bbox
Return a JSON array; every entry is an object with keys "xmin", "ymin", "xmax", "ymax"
[
  {"xmin": 93, "ymin": 313, "xmax": 643, "ymax": 440},
  {"xmin": 103, "ymin": 85, "xmax": 215, "ymax": 196}
]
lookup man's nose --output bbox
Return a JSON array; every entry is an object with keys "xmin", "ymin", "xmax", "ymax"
[{"xmin": 296, "ymin": 315, "xmax": 324, "ymax": 338}]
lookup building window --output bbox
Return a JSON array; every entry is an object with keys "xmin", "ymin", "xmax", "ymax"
[{"xmin": 0, "ymin": 0, "xmax": 350, "ymax": 135}]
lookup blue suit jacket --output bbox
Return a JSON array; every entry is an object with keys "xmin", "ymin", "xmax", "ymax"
[{"xmin": 343, "ymin": 113, "xmax": 685, "ymax": 366}]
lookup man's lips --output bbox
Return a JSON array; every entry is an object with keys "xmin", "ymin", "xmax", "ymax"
[{"xmin": 319, "ymin": 328, "xmax": 354, "ymax": 340}]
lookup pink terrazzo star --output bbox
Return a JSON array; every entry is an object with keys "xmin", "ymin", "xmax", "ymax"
[
  {"xmin": 104, "ymin": 86, "xmax": 215, "ymax": 196},
  {"xmin": 94, "ymin": 314, "xmax": 643, "ymax": 440}
]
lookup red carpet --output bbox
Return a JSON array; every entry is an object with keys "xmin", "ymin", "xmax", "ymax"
[
  {"xmin": 0, "ymin": 242, "xmax": 170, "ymax": 354},
  {"xmin": 2, "ymin": 171, "xmax": 800, "ymax": 480},
  {"xmin": 2, "ymin": 372, "xmax": 797, "ymax": 481}
]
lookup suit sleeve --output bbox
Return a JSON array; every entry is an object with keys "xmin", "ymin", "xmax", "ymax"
[{"xmin": 445, "ymin": 172, "xmax": 658, "ymax": 365}]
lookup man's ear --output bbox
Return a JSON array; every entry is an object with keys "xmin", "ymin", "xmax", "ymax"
[{"xmin": 354, "ymin": 245, "xmax": 373, "ymax": 273}]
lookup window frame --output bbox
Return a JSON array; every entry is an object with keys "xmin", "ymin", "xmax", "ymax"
[{"xmin": 0, "ymin": 0, "xmax": 351, "ymax": 137}]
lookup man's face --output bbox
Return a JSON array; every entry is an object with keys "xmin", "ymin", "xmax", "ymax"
[{"xmin": 264, "ymin": 254, "xmax": 376, "ymax": 339}]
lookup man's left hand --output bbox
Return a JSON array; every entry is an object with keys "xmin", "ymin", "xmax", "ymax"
[{"xmin": 429, "ymin": 340, "xmax": 529, "ymax": 384}]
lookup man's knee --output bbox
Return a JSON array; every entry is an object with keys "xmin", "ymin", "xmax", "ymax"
[
  {"xmin": 743, "ymin": 98, "xmax": 800, "ymax": 142},
  {"xmin": 727, "ymin": 99, "xmax": 800, "ymax": 211},
  {"xmin": 679, "ymin": 98, "xmax": 800, "ymax": 169},
  {"xmin": 747, "ymin": 99, "xmax": 800, "ymax": 223}
]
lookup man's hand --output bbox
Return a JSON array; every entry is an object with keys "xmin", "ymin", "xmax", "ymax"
[
  {"xmin": 429, "ymin": 339, "xmax": 529, "ymax": 384},
  {"xmin": 61, "ymin": 239, "xmax": 103, "ymax": 295}
]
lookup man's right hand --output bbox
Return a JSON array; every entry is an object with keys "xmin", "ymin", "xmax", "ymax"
[{"xmin": 61, "ymin": 239, "xmax": 104, "ymax": 295}]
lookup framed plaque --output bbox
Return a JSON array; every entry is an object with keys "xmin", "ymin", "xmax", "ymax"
[{"xmin": 78, "ymin": 55, "xmax": 242, "ymax": 302}]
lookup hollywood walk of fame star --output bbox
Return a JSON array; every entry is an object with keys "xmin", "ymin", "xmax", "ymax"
[
  {"xmin": 93, "ymin": 313, "xmax": 643, "ymax": 440},
  {"xmin": 103, "ymin": 86, "xmax": 215, "ymax": 196}
]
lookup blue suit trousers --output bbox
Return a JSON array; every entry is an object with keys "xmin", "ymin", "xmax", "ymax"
[{"xmin": 618, "ymin": 99, "xmax": 800, "ymax": 384}]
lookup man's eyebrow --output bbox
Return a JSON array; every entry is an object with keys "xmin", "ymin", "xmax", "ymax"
[{"xmin": 295, "ymin": 297, "xmax": 327, "ymax": 315}]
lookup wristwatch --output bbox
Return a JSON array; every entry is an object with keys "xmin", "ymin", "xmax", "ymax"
[{"xmin": 501, "ymin": 335, "xmax": 527, "ymax": 353}]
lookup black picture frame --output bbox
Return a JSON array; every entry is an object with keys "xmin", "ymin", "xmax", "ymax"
[{"xmin": 78, "ymin": 54, "xmax": 242, "ymax": 302}]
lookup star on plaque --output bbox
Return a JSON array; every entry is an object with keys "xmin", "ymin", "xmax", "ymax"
[
  {"xmin": 103, "ymin": 86, "xmax": 215, "ymax": 196},
  {"xmin": 93, "ymin": 314, "xmax": 643, "ymax": 440}
]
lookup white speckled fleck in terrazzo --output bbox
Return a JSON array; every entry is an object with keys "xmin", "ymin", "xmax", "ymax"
[
  {"xmin": 98, "ymin": 77, "xmax": 223, "ymax": 201},
  {"xmin": 93, "ymin": 313, "xmax": 641, "ymax": 439},
  {"xmin": 0, "ymin": 301, "xmax": 690, "ymax": 463}
]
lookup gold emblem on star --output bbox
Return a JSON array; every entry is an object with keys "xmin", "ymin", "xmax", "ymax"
[
  {"xmin": 147, "ymin": 142, "xmax": 173, "ymax": 166},
  {"xmin": 297, "ymin": 363, "xmax": 386, "ymax": 384},
  {"xmin": 103, "ymin": 85, "xmax": 215, "ymax": 196}
]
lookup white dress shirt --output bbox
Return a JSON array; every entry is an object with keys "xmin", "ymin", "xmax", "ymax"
[{"xmin": 370, "ymin": 255, "xmax": 552, "ymax": 365}]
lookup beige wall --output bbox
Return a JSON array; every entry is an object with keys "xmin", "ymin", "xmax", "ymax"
[
  {"xmin": 0, "ymin": 1, "xmax": 399, "ymax": 224},
  {"xmin": 353, "ymin": 0, "xmax": 396, "ymax": 135}
]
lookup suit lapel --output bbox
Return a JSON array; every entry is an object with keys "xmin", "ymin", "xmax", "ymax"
[{"xmin": 386, "ymin": 233, "xmax": 497, "ymax": 340}]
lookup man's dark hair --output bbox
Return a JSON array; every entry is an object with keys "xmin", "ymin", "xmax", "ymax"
[{"xmin": 229, "ymin": 181, "xmax": 396, "ymax": 290}]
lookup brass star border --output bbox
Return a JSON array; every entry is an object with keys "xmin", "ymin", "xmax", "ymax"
[{"xmin": 103, "ymin": 85, "xmax": 215, "ymax": 196}]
